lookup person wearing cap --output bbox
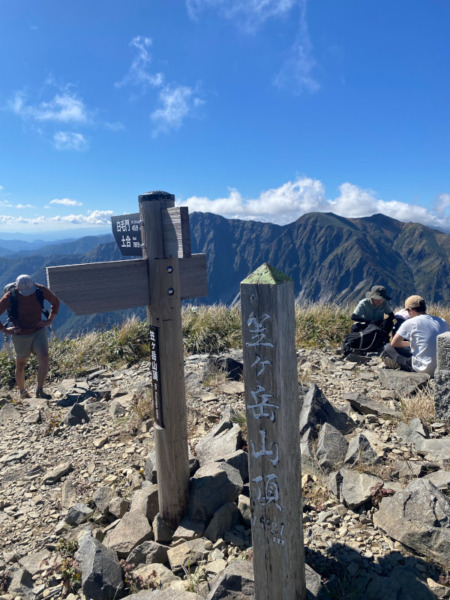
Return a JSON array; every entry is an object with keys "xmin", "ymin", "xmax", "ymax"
[
  {"xmin": 351, "ymin": 285, "xmax": 395, "ymax": 334},
  {"xmin": 382, "ymin": 295, "xmax": 449, "ymax": 375},
  {"xmin": 0, "ymin": 274, "xmax": 60, "ymax": 399}
]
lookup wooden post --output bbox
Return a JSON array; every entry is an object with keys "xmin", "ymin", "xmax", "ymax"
[
  {"xmin": 435, "ymin": 331, "xmax": 450, "ymax": 423},
  {"xmin": 47, "ymin": 190, "xmax": 208, "ymax": 531},
  {"xmin": 241, "ymin": 263, "xmax": 306, "ymax": 600},
  {"xmin": 139, "ymin": 191, "xmax": 190, "ymax": 529}
]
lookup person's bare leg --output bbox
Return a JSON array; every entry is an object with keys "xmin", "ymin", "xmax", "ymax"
[
  {"xmin": 15, "ymin": 357, "xmax": 28, "ymax": 392},
  {"xmin": 37, "ymin": 350, "xmax": 49, "ymax": 390}
]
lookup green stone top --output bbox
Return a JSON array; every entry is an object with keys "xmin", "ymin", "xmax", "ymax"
[{"xmin": 241, "ymin": 263, "xmax": 292, "ymax": 285}]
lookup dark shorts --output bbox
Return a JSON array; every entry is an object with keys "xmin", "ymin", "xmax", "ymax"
[{"xmin": 12, "ymin": 329, "xmax": 48, "ymax": 359}]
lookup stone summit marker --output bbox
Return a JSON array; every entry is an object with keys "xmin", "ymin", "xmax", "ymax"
[
  {"xmin": 241, "ymin": 263, "xmax": 306, "ymax": 600},
  {"xmin": 46, "ymin": 190, "xmax": 208, "ymax": 529}
]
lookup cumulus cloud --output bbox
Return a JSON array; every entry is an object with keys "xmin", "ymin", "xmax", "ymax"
[
  {"xmin": 53, "ymin": 131, "xmax": 88, "ymax": 151},
  {"xmin": 151, "ymin": 85, "xmax": 204, "ymax": 135},
  {"xmin": 9, "ymin": 91, "xmax": 89, "ymax": 124},
  {"xmin": 115, "ymin": 36, "xmax": 164, "ymax": 90},
  {"xmin": 273, "ymin": 0, "xmax": 319, "ymax": 94},
  {"xmin": 186, "ymin": 0, "xmax": 296, "ymax": 32},
  {"xmin": 178, "ymin": 177, "xmax": 450, "ymax": 231},
  {"xmin": 49, "ymin": 198, "xmax": 83, "ymax": 207},
  {"xmin": 436, "ymin": 193, "xmax": 450, "ymax": 215}
]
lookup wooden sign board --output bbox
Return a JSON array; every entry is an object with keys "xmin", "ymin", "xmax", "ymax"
[{"xmin": 111, "ymin": 213, "xmax": 143, "ymax": 256}]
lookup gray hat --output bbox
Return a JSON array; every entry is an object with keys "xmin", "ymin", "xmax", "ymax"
[
  {"xmin": 16, "ymin": 274, "xmax": 37, "ymax": 296},
  {"xmin": 366, "ymin": 285, "xmax": 391, "ymax": 301}
]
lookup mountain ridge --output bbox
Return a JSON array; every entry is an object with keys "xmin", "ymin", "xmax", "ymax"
[{"xmin": 0, "ymin": 211, "xmax": 448, "ymax": 338}]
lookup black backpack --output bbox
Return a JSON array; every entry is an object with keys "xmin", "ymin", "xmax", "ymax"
[
  {"xmin": 3, "ymin": 283, "xmax": 48, "ymax": 326},
  {"xmin": 342, "ymin": 324, "xmax": 388, "ymax": 357}
]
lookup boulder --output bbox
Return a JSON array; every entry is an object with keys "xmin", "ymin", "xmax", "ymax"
[
  {"xmin": 299, "ymin": 384, "xmax": 355, "ymax": 436},
  {"xmin": 316, "ymin": 422, "xmax": 349, "ymax": 473},
  {"xmin": 126, "ymin": 540, "xmax": 169, "ymax": 567},
  {"xmin": 344, "ymin": 433, "xmax": 378, "ymax": 466},
  {"xmin": 373, "ymin": 479, "xmax": 450, "ymax": 567},
  {"xmin": 103, "ymin": 510, "xmax": 152, "ymax": 558},
  {"xmin": 328, "ymin": 468, "xmax": 382, "ymax": 509},
  {"xmin": 75, "ymin": 532, "xmax": 124, "ymax": 600},
  {"xmin": 195, "ymin": 411, "xmax": 243, "ymax": 467},
  {"xmin": 188, "ymin": 463, "xmax": 243, "ymax": 523}
]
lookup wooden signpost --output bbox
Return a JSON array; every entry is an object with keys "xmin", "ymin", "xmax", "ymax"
[
  {"xmin": 46, "ymin": 190, "xmax": 208, "ymax": 529},
  {"xmin": 241, "ymin": 263, "xmax": 306, "ymax": 600}
]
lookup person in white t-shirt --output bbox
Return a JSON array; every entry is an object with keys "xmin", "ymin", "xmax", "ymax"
[{"xmin": 382, "ymin": 295, "xmax": 449, "ymax": 375}]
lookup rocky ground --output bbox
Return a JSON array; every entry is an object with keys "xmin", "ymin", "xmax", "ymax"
[{"xmin": 0, "ymin": 347, "xmax": 449, "ymax": 600}]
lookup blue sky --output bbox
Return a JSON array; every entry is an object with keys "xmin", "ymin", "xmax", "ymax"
[{"xmin": 1, "ymin": 0, "xmax": 450, "ymax": 238}]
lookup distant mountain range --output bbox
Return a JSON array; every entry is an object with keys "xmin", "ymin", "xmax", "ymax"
[{"xmin": 0, "ymin": 212, "xmax": 448, "ymax": 338}]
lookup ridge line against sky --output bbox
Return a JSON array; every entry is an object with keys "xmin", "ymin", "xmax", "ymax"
[{"xmin": 1, "ymin": 0, "xmax": 450, "ymax": 236}]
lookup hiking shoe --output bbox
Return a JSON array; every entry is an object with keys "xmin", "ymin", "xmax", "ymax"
[
  {"xmin": 382, "ymin": 355, "xmax": 401, "ymax": 370},
  {"xmin": 35, "ymin": 388, "xmax": 52, "ymax": 399},
  {"xmin": 19, "ymin": 390, "xmax": 31, "ymax": 399}
]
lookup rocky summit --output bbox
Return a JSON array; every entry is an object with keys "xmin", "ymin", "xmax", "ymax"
[{"xmin": 0, "ymin": 348, "xmax": 449, "ymax": 600}]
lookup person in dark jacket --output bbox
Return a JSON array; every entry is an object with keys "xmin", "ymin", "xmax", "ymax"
[
  {"xmin": 0, "ymin": 274, "xmax": 60, "ymax": 399},
  {"xmin": 351, "ymin": 285, "xmax": 395, "ymax": 334}
]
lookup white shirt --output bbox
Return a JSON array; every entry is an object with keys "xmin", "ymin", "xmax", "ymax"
[{"xmin": 397, "ymin": 314, "xmax": 450, "ymax": 375}]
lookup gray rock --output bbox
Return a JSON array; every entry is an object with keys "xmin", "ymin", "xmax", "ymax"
[
  {"xmin": 409, "ymin": 417, "xmax": 430, "ymax": 438},
  {"xmin": 153, "ymin": 512, "xmax": 175, "ymax": 543},
  {"xmin": 206, "ymin": 559, "xmax": 255, "ymax": 600},
  {"xmin": 110, "ymin": 399, "xmax": 126, "ymax": 418},
  {"xmin": 188, "ymin": 463, "xmax": 243, "ymax": 523},
  {"xmin": 195, "ymin": 412, "xmax": 243, "ymax": 467},
  {"xmin": 108, "ymin": 496, "xmax": 130, "ymax": 519},
  {"xmin": 42, "ymin": 461, "xmax": 73, "ymax": 484},
  {"xmin": 237, "ymin": 494, "xmax": 251, "ymax": 528},
  {"xmin": 316, "ymin": 422, "xmax": 348, "ymax": 473},
  {"xmin": 65, "ymin": 502, "xmax": 94, "ymax": 526},
  {"xmin": 167, "ymin": 538, "xmax": 208, "ymax": 572},
  {"xmin": 423, "ymin": 469, "xmax": 450, "ymax": 491},
  {"xmin": 130, "ymin": 482, "xmax": 159, "ymax": 522},
  {"xmin": 344, "ymin": 433, "xmax": 378, "ymax": 466},
  {"xmin": 329, "ymin": 468, "xmax": 382, "ymax": 509},
  {"xmin": 343, "ymin": 393, "xmax": 401, "ymax": 418},
  {"xmin": 8, "ymin": 568, "xmax": 34, "ymax": 599},
  {"xmin": 93, "ymin": 486, "xmax": 116, "ymax": 515},
  {"xmin": 378, "ymin": 369, "xmax": 430, "ymax": 395},
  {"xmin": 75, "ymin": 532, "xmax": 124, "ymax": 600},
  {"xmin": 126, "ymin": 540, "xmax": 169, "ymax": 566},
  {"xmin": 373, "ymin": 478, "xmax": 450, "ymax": 568},
  {"xmin": 204, "ymin": 502, "xmax": 240, "ymax": 542},
  {"xmin": 300, "ymin": 384, "xmax": 355, "ymax": 436},
  {"xmin": 103, "ymin": 510, "xmax": 153, "ymax": 558},
  {"xmin": 218, "ymin": 450, "xmax": 249, "ymax": 483},
  {"xmin": 144, "ymin": 450, "xmax": 157, "ymax": 483},
  {"xmin": 64, "ymin": 402, "xmax": 90, "ymax": 426}
]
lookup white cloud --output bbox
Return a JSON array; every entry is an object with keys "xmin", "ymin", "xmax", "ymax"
[
  {"xmin": 186, "ymin": 0, "xmax": 296, "ymax": 31},
  {"xmin": 49, "ymin": 198, "xmax": 83, "ymax": 207},
  {"xmin": 0, "ymin": 210, "xmax": 113, "ymax": 231},
  {"xmin": 273, "ymin": 0, "xmax": 319, "ymax": 94},
  {"xmin": 53, "ymin": 131, "xmax": 88, "ymax": 151},
  {"xmin": 436, "ymin": 193, "xmax": 450, "ymax": 215},
  {"xmin": 151, "ymin": 85, "xmax": 204, "ymax": 135},
  {"xmin": 0, "ymin": 185, "xmax": 3, "ymax": 192},
  {"xmin": 115, "ymin": 36, "xmax": 164, "ymax": 90},
  {"xmin": 9, "ymin": 91, "xmax": 89, "ymax": 124},
  {"xmin": 178, "ymin": 177, "xmax": 450, "ymax": 231}
]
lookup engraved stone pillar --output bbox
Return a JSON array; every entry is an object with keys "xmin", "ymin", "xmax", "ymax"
[{"xmin": 435, "ymin": 331, "xmax": 450, "ymax": 423}]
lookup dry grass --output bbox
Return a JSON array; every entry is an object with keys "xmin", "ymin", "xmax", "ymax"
[{"xmin": 399, "ymin": 382, "xmax": 436, "ymax": 423}]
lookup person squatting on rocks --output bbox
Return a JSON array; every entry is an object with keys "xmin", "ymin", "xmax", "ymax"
[
  {"xmin": 351, "ymin": 285, "xmax": 395, "ymax": 334},
  {"xmin": 382, "ymin": 295, "xmax": 450, "ymax": 376},
  {"xmin": 0, "ymin": 274, "xmax": 60, "ymax": 399}
]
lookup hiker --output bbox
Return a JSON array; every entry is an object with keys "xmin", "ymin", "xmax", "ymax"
[
  {"xmin": 382, "ymin": 295, "xmax": 449, "ymax": 375},
  {"xmin": 351, "ymin": 285, "xmax": 395, "ymax": 334},
  {"xmin": 0, "ymin": 274, "xmax": 60, "ymax": 399}
]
